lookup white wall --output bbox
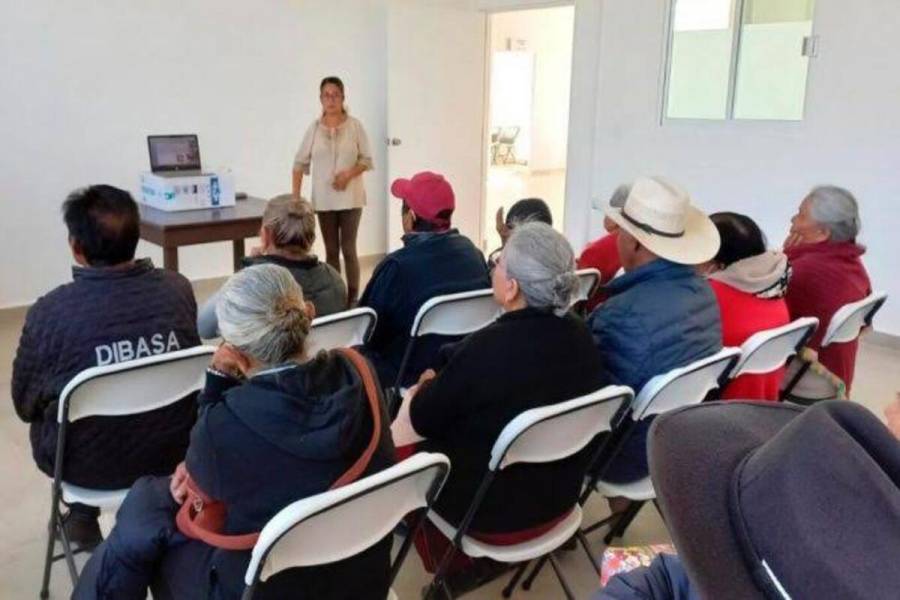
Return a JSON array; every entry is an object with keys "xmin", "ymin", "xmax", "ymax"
[
  {"xmin": 568, "ymin": 0, "xmax": 900, "ymax": 335},
  {"xmin": 489, "ymin": 6, "xmax": 574, "ymax": 170},
  {"xmin": 0, "ymin": 0, "xmax": 388, "ymax": 308}
]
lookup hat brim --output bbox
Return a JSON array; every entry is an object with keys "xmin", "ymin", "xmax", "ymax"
[
  {"xmin": 606, "ymin": 205, "xmax": 720, "ymax": 265},
  {"xmin": 648, "ymin": 401, "xmax": 805, "ymax": 600},
  {"xmin": 390, "ymin": 178, "xmax": 411, "ymax": 201}
]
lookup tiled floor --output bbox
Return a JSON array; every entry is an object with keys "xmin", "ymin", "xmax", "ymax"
[{"xmin": 1, "ymin": 273, "xmax": 898, "ymax": 599}]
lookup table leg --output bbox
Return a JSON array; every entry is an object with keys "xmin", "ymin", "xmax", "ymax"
[
  {"xmin": 233, "ymin": 239, "xmax": 245, "ymax": 272},
  {"xmin": 163, "ymin": 247, "xmax": 179, "ymax": 272}
]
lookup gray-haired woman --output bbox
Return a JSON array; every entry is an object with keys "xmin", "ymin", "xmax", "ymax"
[
  {"xmin": 197, "ymin": 194, "xmax": 346, "ymax": 339},
  {"xmin": 76, "ymin": 264, "xmax": 395, "ymax": 600},
  {"xmin": 400, "ymin": 222, "xmax": 608, "ymax": 589},
  {"xmin": 784, "ymin": 185, "xmax": 872, "ymax": 392}
]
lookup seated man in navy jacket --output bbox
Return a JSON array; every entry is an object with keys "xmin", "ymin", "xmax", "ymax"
[
  {"xmin": 360, "ymin": 171, "xmax": 490, "ymax": 388},
  {"xmin": 588, "ymin": 177, "xmax": 722, "ymax": 487},
  {"xmin": 12, "ymin": 185, "xmax": 200, "ymax": 546}
]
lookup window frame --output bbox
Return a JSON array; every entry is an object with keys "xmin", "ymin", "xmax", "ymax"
[{"xmin": 660, "ymin": 0, "xmax": 817, "ymax": 124}]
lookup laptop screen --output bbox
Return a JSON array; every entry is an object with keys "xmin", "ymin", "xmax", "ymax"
[{"xmin": 147, "ymin": 134, "xmax": 202, "ymax": 172}]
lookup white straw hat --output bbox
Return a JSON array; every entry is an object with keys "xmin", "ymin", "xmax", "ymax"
[{"xmin": 606, "ymin": 176, "xmax": 720, "ymax": 265}]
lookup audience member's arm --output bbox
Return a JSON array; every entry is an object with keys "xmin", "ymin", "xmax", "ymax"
[
  {"xmin": 196, "ymin": 291, "xmax": 221, "ymax": 340},
  {"xmin": 11, "ymin": 306, "xmax": 51, "ymax": 422},
  {"xmin": 409, "ymin": 338, "xmax": 481, "ymax": 439},
  {"xmin": 588, "ymin": 303, "xmax": 648, "ymax": 390},
  {"xmin": 359, "ymin": 260, "xmax": 400, "ymax": 353}
]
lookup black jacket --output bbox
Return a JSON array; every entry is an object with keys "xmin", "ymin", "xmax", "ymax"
[
  {"xmin": 243, "ymin": 254, "xmax": 346, "ymax": 317},
  {"xmin": 360, "ymin": 230, "xmax": 489, "ymax": 387},
  {"xmin": 410, "ymin": 307, "xmax": 607, "ymax": 533},
  {"xmin": 75, "ymin": 350, "xmax": 397, "ymax": 600},
  {"xmin": 11, "ymin": 259, "xmax": 200, "ymax": 488}
]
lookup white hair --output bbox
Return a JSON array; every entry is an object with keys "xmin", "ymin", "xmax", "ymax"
[
  {"xmin": 216, "ymin": 264, "xmax": 311, "ymax": 366},
  {"xmin": 503, "ymin": 222, "xmax": 577, "ymax": 316},
  {"xmin": 807, "ymin": 185, "xmax": 861, "ymax": 243}
]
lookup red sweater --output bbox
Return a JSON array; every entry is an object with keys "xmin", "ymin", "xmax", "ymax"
[
  {"xmin": 784, "ymin": 241, "xmax": 871, "ymax": 392},
  {"xmin": 577, "ymin": 232, "xmax": 622, "ymax": 311},
  {"xmin": 710, "ymin": 280, "xmax": 791, "ymax": 401}
]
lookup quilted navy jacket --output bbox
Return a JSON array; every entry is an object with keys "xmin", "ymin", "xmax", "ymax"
[
  {"xmin": 587, "ymin": 259, "xmax": 721, "ymax": 482},
  {"xmin": 11, "ymin": 259, "xmax": 200, "ymax": 488}
]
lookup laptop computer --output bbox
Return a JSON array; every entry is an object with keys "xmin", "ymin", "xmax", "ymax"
[{"xmin": 147, "ymin": 134, "xmax": 208, "ymax": 177}]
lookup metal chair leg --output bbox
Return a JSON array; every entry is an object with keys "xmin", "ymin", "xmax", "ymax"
[
  {"xmin": 575, "ymin": 530, "xmax": 603, "ymax": 578},
  {"xmin": 39, "ymin": 491, "xmax": 59, "ymax": 599},
  {"xmin": 547, "ymin": 554, "xmax": 575, "ymax": 600},
  {"xmin": 56, "ymin": 511, "xmax": 80, "ymax": 585},
  {"xmin": 521, "ymin": 555, "xmax": 548, "ymax": 591},
  {"xmin": 502, "ymin": 562, "xmax": 530, "ymax": 598},
  {"xmin": 603, "ymin": 500, "xmax": 644, "ymax": 545}
]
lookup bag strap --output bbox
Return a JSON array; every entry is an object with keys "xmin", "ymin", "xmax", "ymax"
[
  {"xmin": 175, "ymin": 348, "xmax": 383, "ymax": 550},
  {"xmin": 330, "ymin": 347, "xmax": 382, "ymax": 488}
]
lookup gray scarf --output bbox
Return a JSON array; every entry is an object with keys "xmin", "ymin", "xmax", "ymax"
[{"xmin": 709, "ymin": 251, "xmax": 791, "ymax": 299}]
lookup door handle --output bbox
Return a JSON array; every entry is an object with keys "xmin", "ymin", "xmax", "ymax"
[{"xmin": 386, "ymin": 138, "xmax": 402, "ymax": 146}]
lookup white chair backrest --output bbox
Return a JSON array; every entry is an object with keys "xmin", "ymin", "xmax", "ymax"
[
  {"xmin": 58, "ymin": 345, "xmax": 215, "ymax": 423},
  {"xmin": 489, "ymin": 385, "xmax": 633, "ymax": 471},
  {"xmin": 731, "ymin": 317, "xmax": 819, "ymax": 378},
  {"xmin": 632, "ymin": 347, "xmax": 741, "ymax": 420},
  {"xmin": 573, "ymin": 268, "xmax": 602, "ymax": 305},
  {"xmin": 245, "ymin": 453, "xmax": 450, "ymax": 585},
  {"xmin": 306, "ymin": 307, "xmax": 377, "ymax": 356},
  {"xmin": 411, "ymin": 289, "xmax": 500, "ymax": 338},
  {"xmin": 821, "ymin": 291, "xmax": 887, "ymax": 347}
]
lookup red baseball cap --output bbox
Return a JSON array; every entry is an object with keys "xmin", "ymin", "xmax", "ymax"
[{"xmin": 391, "ymin": 171, "xmax": 455, "ymax": 229}]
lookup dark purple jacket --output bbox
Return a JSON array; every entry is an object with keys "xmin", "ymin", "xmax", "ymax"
[{"xmin": 11, "ymin": 258, "xmax": 200, "ymax": 488}]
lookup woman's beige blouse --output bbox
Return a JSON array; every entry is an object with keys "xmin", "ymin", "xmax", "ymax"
[{"xmin": 293, "ymin": 115, "xmax": 373, "ymax": 212}]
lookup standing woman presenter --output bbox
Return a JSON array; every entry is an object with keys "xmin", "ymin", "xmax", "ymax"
[{"xmin": 293, "ymin": 76, "xmax": 373, "ymax": 307}]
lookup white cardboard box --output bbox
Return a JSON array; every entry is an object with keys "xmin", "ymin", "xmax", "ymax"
[{"xmin": 139, "ymin": 171, "xmax": 236, "ymax": 211}]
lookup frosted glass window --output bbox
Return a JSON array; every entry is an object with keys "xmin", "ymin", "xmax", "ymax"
[
  {"xmin": 664, "ymin": 0, "xmax": 815, "ymax": 121},
  {"xmin": 666, "ymin": 0, "xmax": 737, "ymax": 119},
  {"xmin": 733, "ymin": 0, "xmax": 814, "ymax": 120}
]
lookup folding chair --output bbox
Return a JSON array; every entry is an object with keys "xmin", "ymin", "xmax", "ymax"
[
  {"xmin": 724, "ymin": 317, "xmax": 819, "ymax": 389},
  {"xmin": 423, "ymin": 385, "xmax": 634, "ymax": 600},
  {"xmin": 306, "ymin": 307, "xmax": 377, "ymax": 356},
  {"xmin": 781, "ymin": 291, "xmax": 887, "ymax": 401},
  {"xmin": 241, "ymin": 453, "xmax": 451, "ymax": 600},
  {"xmin": 40, "ymin": 345, "xmax": 215, "ymax": 598},
  {"xmin": 573, "ymin": 268, "xmax": 602, "ymax": 307},
  {"xmin": 389, "ymin": 289, "xmax": 500, "ymax": 415},
  {"xmin": 581, "ymin": 348, "xmax": 741, "ymax": 548}
]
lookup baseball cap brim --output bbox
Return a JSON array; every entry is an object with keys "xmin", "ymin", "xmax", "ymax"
[
  {"xmin": 390, "ymin": 178, "xmax": 412, "ymax": 201},
  {"xmin": 606, "ymin": 204, "xmax": 720, "ymax": 265},
  {"xmin": 649, "ymin": 401, "xmax": 804, "ymax": 600}
]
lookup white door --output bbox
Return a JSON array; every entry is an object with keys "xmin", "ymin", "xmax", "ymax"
[{"xmin": 386, "ymin": 0, "xmax": 487, "ymax": 252}]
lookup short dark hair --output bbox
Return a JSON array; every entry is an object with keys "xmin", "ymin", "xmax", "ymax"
[
  {"xmin": 401, "ymin": 203, "xmax": 453, "ymax": 232},
  {"xmin": 62, "ymin": 185, "xmax": 140, "ymax": 267},
  {"xmin": 710, "ymin": 212, "xmax": 767, "ymax": 268},
  {"xmin": 506, "ymin": 198, "xmax": 553, "ymax": 228}
]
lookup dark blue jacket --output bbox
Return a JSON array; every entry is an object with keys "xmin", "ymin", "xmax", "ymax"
[
  {"xmin": 588, "ymin": 260, "xmax": 721, "ymax": 482},
  {"xmin": 11, "ymin": 259, "xmax": 200, "ymax": 488},
  {"xmin": 595, "ymin": 554, "xmax": 698, "ymax": 600},
  {"xmin": 75, "ymin": 351, "xmax": 396, "ymax": 600},
  {"xmin": 360, "ymin": 229, "xmax": 489, "ymax": 387}
]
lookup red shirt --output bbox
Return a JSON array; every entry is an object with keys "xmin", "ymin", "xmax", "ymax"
[
  {"xmin": 784, "ymin": 241, "xmax": 871, "ymax": 392},
  {"xmin": 577, "ymin": 232, "xmax": 622, "ymax": 311},
  {"xmin": 710, "ymin": 279, "xmax": 791, "ymax": 401}
]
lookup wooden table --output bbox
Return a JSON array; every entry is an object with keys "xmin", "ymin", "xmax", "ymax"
[{"xmin": 139, "ymin": 197, "xmax": 267, "ymax": 272}]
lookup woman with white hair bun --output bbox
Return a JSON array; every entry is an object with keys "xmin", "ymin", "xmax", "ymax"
[
  {"xmin": 400, "ymin": 222, "xmax": 608, "ymax": 592},
  {"xmin": 75, "ymin": 263, "xmax": 396, "ymax": 600},
  {"xmin": 784, "ymin": 185, "xmax": 872, "ymax": 393}
]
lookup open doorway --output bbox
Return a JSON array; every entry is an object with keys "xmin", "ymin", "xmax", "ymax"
[{"xmin": 483, "ymin": 5, "xmax": 575, "ymax": 254}]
